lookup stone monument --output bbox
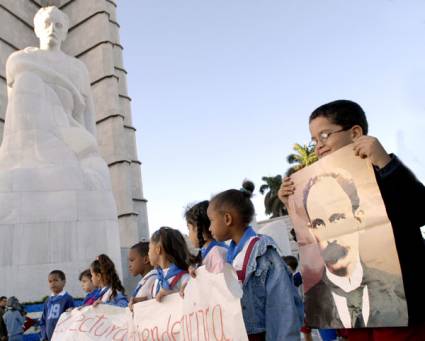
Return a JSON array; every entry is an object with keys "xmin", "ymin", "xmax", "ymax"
[
  {"xmin": 0, "ymin": 5, "xmax": 123, "ymax": 301},
  {"xmin": 0, "ymin": 1, "xmax": 149, "ymax": 300}
]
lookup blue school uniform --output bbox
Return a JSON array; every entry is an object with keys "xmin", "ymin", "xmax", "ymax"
[
  {"xmin": 82, "ymin": 288, "xmax": 100, "ymax": 306},
  {"xmin": 39, "ymin": 291, "xmax": 74, "ymax": 340},
  {"xmin": 98, "ymin": 287, "xmax": 128, "ymax": 307},
  {"xmin": 3, "ymin": 308, "xmax": 25, "ymax": 341}
]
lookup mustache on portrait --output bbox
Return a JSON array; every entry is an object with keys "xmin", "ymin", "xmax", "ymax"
[{"xmin": 322, "ymin": 240, "xmax": 349, "ymax": 265}]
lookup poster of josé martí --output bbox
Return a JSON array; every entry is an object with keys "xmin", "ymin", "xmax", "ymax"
[{"xmin": 288, "ymin": 144, "xmax": 407, "ymax": 329}]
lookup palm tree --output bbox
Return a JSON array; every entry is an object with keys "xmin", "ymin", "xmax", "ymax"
[
  {"xmin": 286, "ymin": 143, "xmax": 317, "ymax": 176},
  {"xmin": 259, "ymin": 143, "xmax": 317, "ymax": 217},
  {"xmin": 259, "ymin": 175, "xmax": 287, "ymax": 217}
]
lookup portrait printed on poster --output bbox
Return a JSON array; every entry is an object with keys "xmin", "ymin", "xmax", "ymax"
[{"xmin": 288, "ymin": 145, "xmax": 408, "ymax": 329}]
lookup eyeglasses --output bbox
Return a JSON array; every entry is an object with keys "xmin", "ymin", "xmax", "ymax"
[{"xmin": 310, "ymin": 128, "xmax": 349, "ymax": 147}]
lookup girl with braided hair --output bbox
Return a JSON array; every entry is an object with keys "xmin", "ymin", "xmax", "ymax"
[
  {"xmin": 185, "ymin": 200, "xmax": 227, "ymax": 273},
  {"xmin": 90, "ymin": 254, "xmax": 128, "ymax": 307}
]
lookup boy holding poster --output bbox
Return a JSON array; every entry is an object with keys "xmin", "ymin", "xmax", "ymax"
[{"xmin": 279, "ymin": 100, "xmax": 425, "ymax": 340}]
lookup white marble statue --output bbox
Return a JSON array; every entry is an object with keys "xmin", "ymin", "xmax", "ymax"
[{"xmin": 0, "ymin": 6, "xmax": 122, "ymax": 301}]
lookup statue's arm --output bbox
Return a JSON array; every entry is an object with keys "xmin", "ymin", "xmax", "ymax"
[
  {"xmin": 79, "ymin": 63, "xmax": 97, "ymax": 136},
  {"xmin": 84, "ymin": 91, "xmax": 97, "ymax": 136}
]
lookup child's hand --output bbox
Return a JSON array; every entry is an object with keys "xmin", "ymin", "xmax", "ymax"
[
  {"xmin": 155, "ymin": 288, "xmax": 169, "ymax": 302},
  {"xmin": 92, "ymin": 299, "xmax": 102, "ymax": 307},
  {"xmin": 353, "ymin": 136, "xmax": 391, "ymax": 169},
  {"xmin": 188, "ymin": 266, "xmax": 197, "ymax": 278},
  {"xmin": 278, "ymin": 176, "xmax": 294, "ymax": 207},
  {"xmin": 179, "ymin": 281, "xmax": 188, "ymax": 298},
  {"xmin": 66, "ymin": 307, "xmax": 73, "ymax": 312},
  {"xmin": 128, "ymin": 297, "xmax": 134, "ymax": 312}
]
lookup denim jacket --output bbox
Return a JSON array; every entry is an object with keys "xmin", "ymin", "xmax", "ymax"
[{"xmin": 240, "ymin": 235, "xmax": 303, "ymax": 341}]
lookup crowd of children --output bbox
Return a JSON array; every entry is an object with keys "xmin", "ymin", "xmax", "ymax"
[
  {"xmin": 2, "ymin": 99, "xmax": 424, "ymax": 341},
  {"xmin": 0, "ymin": 182, "xmax": 304, "ymax": 341}
]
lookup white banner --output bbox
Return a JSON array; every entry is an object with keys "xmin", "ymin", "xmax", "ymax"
[{"xmin": 52, "ymin": 265, "xmax": 248, "ymax": 341}]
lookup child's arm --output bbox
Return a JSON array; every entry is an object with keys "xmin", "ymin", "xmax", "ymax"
[
  {"xmin": 155, "ymin": 288, "xmax": 171, "ymax": 302},
  {"xmin": 39, "ymin": 303, "xmax": 48, "ymax": 340},
  {"xmin": 354, "ymin": 135, "xmax": 425, "ymax": 227},
  {"xmin": 278, "ymin": 176, "xmax": 295, "ymax": 208},
  {"xmin": 129, "ymin": 296, "xmax": 149, "ymax": 312},
  {"xmin": 352, "ymin": 136, "xmax": 391, "ymax": 169},
  {"xmin": 132, "ymin": 296, "xmax": 149, "ymax": 304},
  {"xmin": 65, "ymin": 295, "xmax": 75, "ymax": 310},
  {"xmin": 264, "ymin": 250, "xmax": 302, "ymax": 341}
]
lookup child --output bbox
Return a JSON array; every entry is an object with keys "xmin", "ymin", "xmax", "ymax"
[
  {"xmin": 128, "ymin": 241, "xmax": 157, "ymax": 310},
  {"xmin": 0, "ymin": 296, "xmax": 7, "ymax": 341},
  {"xmin": 90, "ymin": 254, "xmax": 128, "ymax": 308},
  {"xmin": 279, "ymin": 99, "xmax": 425, "ymax": 340},
  {"xmin": 3, "ymin": 296, "xmax": 24, "ymax": 341},
  {"xmin": 148, "ymin": 227, "xmax": 191, "ymax": 302},
  {"xmin": 79, "ymin": 269, "xmax": 99, "ymax": 306},
  {"xmin": 185, "ymin": 200, "xmax": 228, "ymax": 272},
  {"xmin": 39, "ymin": 270, "xmax": 74, "ymax": 341},
  {"xmin": 207, "ymin": 180, "xmax": 302, "ymax": 341}
]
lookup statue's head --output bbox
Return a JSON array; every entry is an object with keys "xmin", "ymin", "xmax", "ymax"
[{"xmin": 34, "ymin": 6, "xmax": 69, "ymax": 50}]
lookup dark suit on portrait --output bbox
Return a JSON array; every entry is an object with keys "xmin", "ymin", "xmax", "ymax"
[{"xmin": 304, "ymin": 264, "xmax": 408, "ymax": 329}]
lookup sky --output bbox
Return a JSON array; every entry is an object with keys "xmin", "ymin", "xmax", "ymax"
[{"xmin": 117, "ymin": 0, "xmax": 425, "ymax": 235}]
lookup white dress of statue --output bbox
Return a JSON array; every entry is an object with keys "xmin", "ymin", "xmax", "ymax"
[{"xmin": 0, "ymin": 6, "xmax": 122, "ymax": 301}]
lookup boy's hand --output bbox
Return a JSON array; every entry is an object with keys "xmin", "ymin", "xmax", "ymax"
[
  {"xmin": 278, "ymin": 176, "xmax": 294, "ymax": 207},
  {"xmin": 353, "ymin": 136, "xmax": 391, "ymax": 169}
]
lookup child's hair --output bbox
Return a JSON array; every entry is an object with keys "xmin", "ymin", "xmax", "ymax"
[
  {"xmin": 90, "ymin": 254, "xmax": 125, "ymax": 298},
  {"xmin": 309, "ymin": 99, "xmax": 369, "ymax": 135},
  {"xmin": 49, "ymin": 270, "xmax": 66, "ymax": 281},
  {"xmin": 150, "ymin": 227, "xmax": 191, "ymax": 271},
  {"xmin": 78, "ymin": 269, "xmax": 92, "ymax": 281},
  {"xmin": 283, "ymin": 255, "xmax": 298, "ymax": 273},
  {"xmin": 210, "ymin": 180, "xmax": 255, "ymax": 225},
  {"xmin": 185, "ymin": 200, "xmax": 212, "ymax": 248},
  {"xmin": 6, "ymin": 296, "xmax": 20, "ymax": 310},
  {"xmin": 131, "ymin": 240, "xmax": 150, "ymax": 257}
]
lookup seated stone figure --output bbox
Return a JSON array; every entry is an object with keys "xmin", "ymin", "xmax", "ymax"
[
  {"xmin": 2, "ymin": 6, "xmax": 105, "ymax": 188},
  {"xmin": 0, "ymin": 6, "xmax": 122, "ymax": 301}
]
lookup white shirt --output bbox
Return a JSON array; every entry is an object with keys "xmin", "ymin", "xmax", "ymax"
[
  {"xmin": 202, "ymin": 245, "xmax": 227, "ymax": 273},
  {"xmin": 232, "ymin": 236, "xmax": 257, "ymax": 272},
  {"xmin": 326, "ymin": 261, "xmax": 370, "ymax": 328},
  {"xmin": 100, "ymin": 287, "xmax": 112, "ymax": 303},
  {"xmin": 135, "ymin": 269, "xmax": 157, "ymax": 299}
]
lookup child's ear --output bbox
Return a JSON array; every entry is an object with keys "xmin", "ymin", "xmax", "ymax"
[
  {"xmin": 351, "ymin": 125, "xmax": 364, "ymax": 141},
  {"xmin": 143, "ymin": 255, "xmax": 150, "ymax": 264},
  {"xmin": 223, "ymin": 212, "xmax": 233, "ymax": 226}
]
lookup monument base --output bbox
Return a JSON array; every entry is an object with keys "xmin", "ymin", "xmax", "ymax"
[{"xmin": 0, "ymin": 190, "xmax": 122, "ymax": 302}]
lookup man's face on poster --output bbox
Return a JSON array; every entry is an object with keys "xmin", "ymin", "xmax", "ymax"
[{"xmin": 306, "ymin": 176, "xmax": 362, "ymax": 277}]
